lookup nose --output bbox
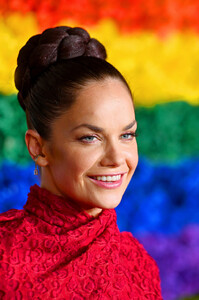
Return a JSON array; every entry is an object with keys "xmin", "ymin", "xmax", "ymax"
[{"xmin": 100, "ymin": 140, "xmax": 124, "ymax": 168}]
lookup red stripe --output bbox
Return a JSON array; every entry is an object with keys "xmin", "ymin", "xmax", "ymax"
[{"xmin": 0, "ymin": 0, "xmax": 199, "ymax": 33}]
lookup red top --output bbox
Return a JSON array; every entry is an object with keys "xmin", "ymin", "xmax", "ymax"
[{"xmin": 0, "ymin": 184, "xmax": 162, "ymax": 299}]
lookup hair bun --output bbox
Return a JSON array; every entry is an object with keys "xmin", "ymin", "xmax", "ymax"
[
  {"xmin": 14, "ymin": 26, "xmax": 107, "ymax": 110},
  {"xmin": 85, "ymin": 38, "xmax": 107, "ymax": 59},
  {"xmin": 39, "ymin": 27, "xmax": 69, "ymax": 44},
  {"xmin": 29, "ymin": 44, "xmax": 58, "ymax": 78},
  {"xmin": 67, "ymin": 27, "xmax": 90, "ymax": 43},
  {"xmin": 59, "ymin": 35, "xmax": 86, "ymax": 59}
]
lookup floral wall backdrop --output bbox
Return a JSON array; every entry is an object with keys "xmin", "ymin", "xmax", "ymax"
[{"xmin": 0, "ymin": 1, "xmax": 199, "ymax": 299}]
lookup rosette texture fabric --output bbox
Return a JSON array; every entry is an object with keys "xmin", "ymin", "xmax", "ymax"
[{"xmin": 0, "ymin": 184, "xmax": 162, "ymax": 299}]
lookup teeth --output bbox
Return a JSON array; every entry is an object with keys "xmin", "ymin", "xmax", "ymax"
[{"xmin": 94, "ymin": 175, "xmax": 121, "ymax": 182}]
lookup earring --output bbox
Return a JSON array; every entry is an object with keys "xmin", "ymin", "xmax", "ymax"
[{"xmin": 34, "ymin": 155, "xmax": 40, "ymax": 175}]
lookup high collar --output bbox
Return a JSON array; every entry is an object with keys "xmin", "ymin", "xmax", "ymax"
[{"xmin": 24, "ymin": 184, "xmax": 117, "ymax": 231}]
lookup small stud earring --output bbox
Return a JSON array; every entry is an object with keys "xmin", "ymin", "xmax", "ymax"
[{"xmin": 34, "ymin": 155, "xmax": 40, "ymax": 175}]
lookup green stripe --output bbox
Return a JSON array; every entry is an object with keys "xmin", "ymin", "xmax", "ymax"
[
  {"xmin": 0, "ymin": 94, "xmax": 199, "ymax": 163},
  {"xmin": 136, "ymin": 101, "xmax": 199, "ymax": 162},
  {"xmin": 0, "ymin": 94, "xmax": 30, "ymax": 164}
]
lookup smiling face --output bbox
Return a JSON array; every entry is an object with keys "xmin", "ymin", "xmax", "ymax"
[{"xmin": 41, "ymin": 77, "xmax": 138, "ymax": 216}]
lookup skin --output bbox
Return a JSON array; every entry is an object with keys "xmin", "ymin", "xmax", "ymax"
[{"xmin": 26, "ymin": 77, "xmax": 138, "ymax": 217}]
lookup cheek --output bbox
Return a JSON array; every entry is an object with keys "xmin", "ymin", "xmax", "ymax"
[
  {"xmin": 126, "ymin": 143, "xmax": 138, "ymax": 169},
  {"xmin": 57, "ymin": 147, "xmax": 101, "ymax": 179}
]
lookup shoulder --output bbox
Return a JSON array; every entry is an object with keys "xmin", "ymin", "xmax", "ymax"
[
  {"xmin": 0, "ymin": 209, "xmax": 25, "ymax": 231},
  {"xmin": 0, "ymin": 209, "xmax": 28, "ymax": 291},
  {"xmin": 120, "ymin": 231, "xmax": 159, "ymax": 271},
  {"xmin": 0, "ymin": 209, "xmax": 26, "ymax": 256},
  {"xmin": 120, "ymin": 231, "xmax": 162, "ymax": 298},
  {"xmin": 0, "ymin": 208, "xmax": 25, "ymax": 223},
  {"xmin": 120, "ymin": 231, "xmax": 155, "ymax": 260}
]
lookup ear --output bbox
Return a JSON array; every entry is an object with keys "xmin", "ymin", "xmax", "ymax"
[{"xmin": 25, "ymin": 129, "xmax": 49, "ymax": 167}]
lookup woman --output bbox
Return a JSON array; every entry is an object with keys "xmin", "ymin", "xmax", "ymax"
[{"xmin": 0, "ymin": 26, "xmax": 162, "ymax": 299}]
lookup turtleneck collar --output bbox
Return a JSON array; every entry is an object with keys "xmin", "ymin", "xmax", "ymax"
[
  {"xmin": 24, "ymin": 184, "xmax": 117, "ymax": 231},
  {"xmin": 0, "ymin": 185, "xmax": 163, "ymax": 299}
]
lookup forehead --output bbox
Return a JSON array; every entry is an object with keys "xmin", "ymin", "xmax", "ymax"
[
  {"xmin": 75, "ymin": 78, "xmax": 134, "ymax": 116},
  {"xmin": 55, "ymin": 78, "xmax": 135, "ymax": 131},
  {"xmin": 78, "ymin": 77, "xmax": 132, "ymax": 101}
]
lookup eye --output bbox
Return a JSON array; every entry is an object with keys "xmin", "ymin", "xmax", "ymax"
[
  {"xmin": 121, "ymin": 132, "xmax": 138, "ymax": 140},
  {"xmin": 79, "ymin": 135, "xmax": 98, "ymax": 143}
]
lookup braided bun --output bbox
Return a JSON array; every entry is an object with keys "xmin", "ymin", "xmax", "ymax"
[{"xmin": 15, "ymin": 26, "xmax": 107, "ymax": 111}]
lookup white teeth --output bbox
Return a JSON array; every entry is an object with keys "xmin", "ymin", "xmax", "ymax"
[
  {"xmin": 107, "ymin": 176, "xmax": 111, "ymax": 181},
  {"xmin": 95, "ymin": 175, "xmax": 121, "ymax": 182}
]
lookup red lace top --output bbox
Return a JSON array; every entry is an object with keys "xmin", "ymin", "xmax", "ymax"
[{"xmin": 0, "ymin": 184, "xmax": 162, "ymax": 299}]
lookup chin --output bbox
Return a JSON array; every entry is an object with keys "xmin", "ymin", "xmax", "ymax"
[{"xmin": 99, "ymin": 196, "xmax": 123, "ymax": 210}]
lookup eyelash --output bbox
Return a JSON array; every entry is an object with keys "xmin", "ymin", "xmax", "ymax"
[
  {"xmin": 79, "ymin": 131, "xmax": 138, "ymax": 143},
  {"xmin": 79, "ymin": 135, "xmax": 98, "ymax": 143},
  {"xmin": 121, "ymin": 132, "xmax": 138, "ymax": 140}
]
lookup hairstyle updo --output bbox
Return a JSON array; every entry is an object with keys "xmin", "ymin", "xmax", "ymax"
[{"xmin": 15, "ymin": 26, "xmax": 132, "ymax": 139}]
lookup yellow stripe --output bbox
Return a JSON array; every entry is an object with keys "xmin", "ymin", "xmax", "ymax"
[
  {"xmin": 0, "ymin": 13, "xmax": 39, "ymax": 95},
  {"xmin": 0, "ymin": 15, "xmax": 199, "ymax": 106},
  {"xmin": 88, "ymin": 20, "xmax": 199, "ymax": 106}
]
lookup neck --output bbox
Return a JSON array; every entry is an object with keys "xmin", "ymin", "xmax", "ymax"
[{"xmin": 40, "ymin": 167, "xmax": 103, "ymax": 218}]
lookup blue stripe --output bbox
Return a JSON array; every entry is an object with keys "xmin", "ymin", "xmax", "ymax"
[{"xmin": 0, "ymin": 158, "xmax": 199, "ymax": 235}]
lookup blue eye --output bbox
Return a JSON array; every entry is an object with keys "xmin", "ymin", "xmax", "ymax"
[
  {"xmin": 121, "ymin": 132, "xmax": 137, "ymax": 140},
  {"xmin": 79, "ymin": 135, "xmax": 97, "ymax": 143}
]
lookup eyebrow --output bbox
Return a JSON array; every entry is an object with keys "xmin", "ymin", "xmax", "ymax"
[{"xmin": 71, "ymin": 120, "xmax": 137, "ymax": 133}]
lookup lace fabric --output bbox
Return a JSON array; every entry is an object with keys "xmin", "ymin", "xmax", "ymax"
[{"xmin": 0, "ymin": 184, "xmax": 162, "ymax": 299}]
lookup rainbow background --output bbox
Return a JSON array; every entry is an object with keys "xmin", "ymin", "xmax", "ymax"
[{"xmin": 0, "ymin": 1, "xmax": 199, "ymax": 299}]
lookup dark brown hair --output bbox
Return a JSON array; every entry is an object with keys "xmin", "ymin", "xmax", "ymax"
[{"xmin": 15, "ymin": 26, "xmax": 132, "ymax": 139}]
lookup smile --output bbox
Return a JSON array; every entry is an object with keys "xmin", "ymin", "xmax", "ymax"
[
  {"xmin": 91, "ymin": 175, "xmax": 121, "ymax": 182},
  {"xmin": 88, "ymin": 174, "xmax": 124, "ymax": 189}
]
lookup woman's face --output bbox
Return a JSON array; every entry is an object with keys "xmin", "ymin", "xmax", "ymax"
[{"xmin": 42, "ymin": 78, "xmax": 138, "ymax": 217}]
